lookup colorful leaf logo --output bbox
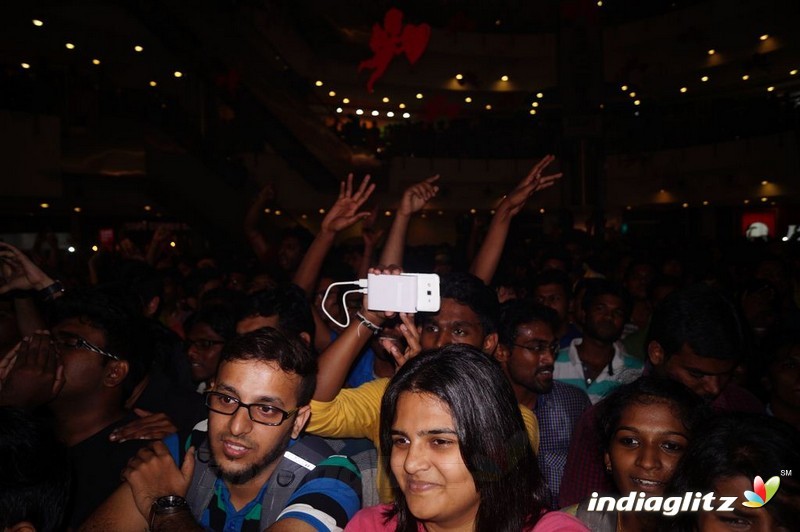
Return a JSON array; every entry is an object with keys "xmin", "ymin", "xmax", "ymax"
[{"xmin": 742, "ymin": 475, "xmax": 780, "ymax": 508}]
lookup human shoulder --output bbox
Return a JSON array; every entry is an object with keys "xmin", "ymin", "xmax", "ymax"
[
  {"xmin": 345, "ymin": 504, "xmax": 397, "ymax": 531},
  {"xmin": 531, "ymin": 511, "xmax": 590, "ymax": 531}
]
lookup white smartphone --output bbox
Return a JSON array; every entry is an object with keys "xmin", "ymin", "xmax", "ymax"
[{"xmin": 366, "ymin": 273, "xmax": 440, "ymax": 313}]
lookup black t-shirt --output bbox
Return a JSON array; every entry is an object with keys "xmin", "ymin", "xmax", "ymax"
[{"xmin": 66, "ymin": 412, "xmax": 150, "ymax": 528}]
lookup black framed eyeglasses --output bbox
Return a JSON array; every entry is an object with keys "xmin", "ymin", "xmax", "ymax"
[
  {"xmin": 53, "ymin": 332, "xmax": 120, "ymax": 360},
  {"xmin": 512, "ymin": 340, "xmax": 560, "ymax": 355},
  {"xmin": 184, "ymin": 339, "xmax": 226, "ymax": 350},
  {"xmin": 204, "ymin": 391, "xmax": 298, "ymax": 426}
]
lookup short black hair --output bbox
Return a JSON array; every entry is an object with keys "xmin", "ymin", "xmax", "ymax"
[
  {"xmin": 581, "ymin": 279, "xmax": 632, "ymax": 319},
  {"xmin": 646, "ymin": 283, "xmax": 746, "ymax": 361},
  {"xmin": 219, "ymin": 328, "xmax": 317, "ymax": 406},
  {"xmin": 236, "ymin": 284, "xmax": 315, "ymax": 340},
  {"xmin": 184, "ymin": 305, "xmax": 237, "ymax": 341},
  {"xmin": 0, "ymin": 408, "xmax": 70, "ymax": 532},
  {"xmin": 417, "ymin": 272, "xmax": 500, "ymax": 335},
  {"xmin": 498, "ymin": 299, "xmax": 560, "ymax": 347},
  {"xmin": 531, "ymin": 269, "xmax": 573, "ymax": 300}
]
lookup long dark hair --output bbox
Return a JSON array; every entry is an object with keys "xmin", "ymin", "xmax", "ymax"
[{"xmin": 379, "ymin": 345, "xmax": 545, "ymax": 531}]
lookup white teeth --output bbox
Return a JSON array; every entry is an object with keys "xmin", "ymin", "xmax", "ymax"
[
  {"xmin": 226, "ymin": 442, "xmax": 246, "ymax": 451},
  {"xmin": 634, "ymin": 478, "xmax": 661, "ymax": 486}
]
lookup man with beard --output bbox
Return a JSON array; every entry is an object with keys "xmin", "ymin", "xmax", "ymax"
[
  {"xmin": 83, "ymin": 328, "xmax": 361, "ymax": 531},
  {"xmin": 554, "ymin": 280, "xmax": 643, "ymax": 404},
  {"xmin": 495, "ymin": 299, "xmax": 591, "ymax": 508}
]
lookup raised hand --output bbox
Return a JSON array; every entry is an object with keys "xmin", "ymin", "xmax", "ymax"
[
  {"xmin": 122, "ymin": 441, "xmax": 195, "ymax": 519},
  {"xmin": 399, "ymin": 174, "xmax": 440, "ymax": 216},
  {"xmin": 380, "ymin": 312, "xmax": 421, "ymax": 371},
  {"xmin": 109, "ymin": 408, "xmax": 179, "ymax": 443},
  {"xmin": 0, "ymin": 330, "xmax": 64, "ymax": 407},
  {"xmin": 0, "ymin": 242, "xmax": 55, "ymax": 294},
  {"xmin": 498, "ymin": 155, "xmax": 562, "ymax": 217},
  {"xmin": 321, "ymin": 174, "xmax": 377, "ymax": 234}
]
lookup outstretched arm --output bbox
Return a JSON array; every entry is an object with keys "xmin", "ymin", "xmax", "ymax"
[
  {"xmin": 469, "ymin": 156, "xmax": 562, "ymax": 284},
  {"xmin": 379, "ymin": 175, "xmax": 439, "ymax": 267},
  {"xmin": 244, "ymin": 183, "xmax": 276, "ymax": 264}
]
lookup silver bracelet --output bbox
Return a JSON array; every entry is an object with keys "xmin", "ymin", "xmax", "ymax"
[{"xmin": 356, "ymin": 311, "xmax": 382, "ymax": 335}]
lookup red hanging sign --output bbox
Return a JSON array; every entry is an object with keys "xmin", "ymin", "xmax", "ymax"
[{"xmin": 359, "ymin": 8, "xmax": 431, "ymax": 93}]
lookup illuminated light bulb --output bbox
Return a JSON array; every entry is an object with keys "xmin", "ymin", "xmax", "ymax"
[
  {"xmin": 274, "ymin": 210, "xmax": 282, "ymax": 216},
  {"xmin": 597, "ymin": 0, "xmax": 603, "ymax": 6},
  {"xmin": 621, "ymin": 85, "xmax": 628, "ymax": 91},
  {"xmin": 626, "ymin": 206, "xmax": 632, "ymax": 210},
  {"xmin": 761, "ymin": 180, "xmax": 768, "ymax": 185},
  {"xmin": 65, "ymin": 43, "xmax": 75, "ymax": 50},
  {"xmin": 490, "ymin": 210, "xmax": 496, "ymax": 215},
  {"xmin": 264, "ymin": 208, "xmax": 271, "ymax": 214},
  {"xmin": 134, "ymin": 45, "xmax": 144, "ymax": 52},
  {"xmin": 680, "ymin": 87, "xmax": 688, "ymax": 93},
  {"xmin": 174, "ymin": 71, "xmax": 183, "ymax": 78},
  {"xmin": 384, "ymin": 210, "xmax": 392, "ymax": 216},
  {"xmin": 767, "ymin": 86, "xmax": 775, "ymax": 92},
  {"xmin": 21, "ymin": 63, "xmax": 30, "ymax": 69},
  {"xmin": 319, "ymin": 208, "xmax": 326, "ymax": 214},
  {"xmin": 416, "ymin": 93, "xmax": 423, "ymax": 99},
  {"xmin": 32, "ymin": 19, "xmax": 44, "ymax": 27},
  {"xmin": 437, "ymin": 210, "xmax": 444, "ymax": 215},
  {"xmin": 371, "ymin": 110, "xmax": 379, "ymax": 116},
  {"xmin": 356, "ymin": 109, "xmax": 364, "ymax": 115},
  {"xmin": 532, "ymin": 101, "xmax": 539, "ymax": 107},
  {"xmin": 701, "ymin": 76, "xmax": 709, "ymax": 82},
  {"xmin": 382, "ymin": 96, "xmax": 390, "ymax": 103},
  {"xmin": 386, "ymin": 111, "xmax": 395, "ymax": 117},
  {"xmin": 465, "ymin": 97, "xmax": 472, "ymax": 103},
  {"xmin": 336, "ymin": 107, "xmax": 343, "ymax": 113},
  {"xmin": 539, "ymin": 208, "xmax": 546, "ymax": 214},
  {"xmin": 73, "ymin": 207, "xmax": 82, "ymax": 213},
  {"xmin": 759, "ymin": 34, "xmax": 769, "ymax": 41},
  {"xmin": 301, "ymin": 214, "xmax": 308, "ymax": 219},
  {"xmin": 500, "ymin": 75, "xmax": 509, "ymax": 82},
  {"xmin": 744, "ymin": 199, "xmax": 750, "ymax": 204},
  {"xmin": 634, "ymin": 99, "xmax": 641, "ymax": 106},
  {"xmin": 328, "ymin": 90, "xmax": 336, "ymax": 97},
  {"xmin": 144, "ymin": 205, "xmax": 152, "ymax": 211},
  {"xmin": 529, "ymin": 109, "xmax": 537, "ymax": 115},
  {"xmin": 703, "ymin": 200, "xmax": 709, "ymax": 206},
  {"xmin": 68, "ymin": 246, "xmax": 76, "ymax": 253},
  {"xmin": 791, "ymin": 70, "xmax": 798, "ymax": 76},
  {"xmin": 485, "ymin": 104, "xmax": 492, "ymax": 110},
  {"xmin": 92, "ymin": 58, "xmax": 101, "ymax": 65},
  {"xmin": 398, "ymin": 103, "xmax": 406, "ymax": 109},
  {"xmin": 342, "ymin": 97, "xmax": 350, "ymax": 104},
  {"xmin": 402, "ymin": 112, "xmax": 411, "ymax": 118},
  {"xmin": 315, "ymin": 80, "xmax": 323, "ymax": 87},
  {"xmin": 742, "ymin": 74, "xmax": 750, "ymax": 80},
  {"xmin": 169, "ymin": 241, "xmax": 176, "ymax": 248},
  {"xmin": 629, "ymin": 91, "xmax": 636, "ymax": 97},
  {"xmin": 149, "ymin": 81, "xmax": 157, "ymax": 87},
  {"xmin": 761, "ymin": 197, "xmax": 768, "ymax": 202},
  {"xmin": 707, "ymin": 49, "xmax": 715, "ymax": 55},
  {"xmin": 536, "ymin": 92, "xmax": 544, "ymax": 98},
  {"xmin": 456, "ymin": 74, "xmax": 463, "ymax": 80},
  {"xmin": 91, "ymin": 245, "xmax": 98, "ymax": 252},
  {"xmin": 682, "ymin": 203, "xmax": 689, "ymax": 208},
  {"xmin": 469, "ymin": 208, "xmax": 476, "ymax": 214}
]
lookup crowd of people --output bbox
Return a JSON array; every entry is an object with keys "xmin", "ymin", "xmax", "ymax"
[{"xmin": 1, "ymin": 157, "xmax": 798, "ymax": 531}]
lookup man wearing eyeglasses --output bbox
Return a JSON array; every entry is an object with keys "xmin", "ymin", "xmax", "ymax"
[
  {"xmin": 495, "ymin": 299, "xmax": 591, "ymax": 509},
  {"xmin": 84, "ymin": 327, "xmax": 361, "ymax": 532}
]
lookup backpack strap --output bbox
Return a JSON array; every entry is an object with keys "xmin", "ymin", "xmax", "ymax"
[{"xmin": 185, "ymin": 428, "xmax": 218, "ymax": 522}]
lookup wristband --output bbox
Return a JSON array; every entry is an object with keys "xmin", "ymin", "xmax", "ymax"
[
  {"xmin": 356, "ymin": 311, "xmax": 383, "ymax": 335},
  {"xmin": 37, "ymin": 280, "xmax": 64, "ymax": 301}
]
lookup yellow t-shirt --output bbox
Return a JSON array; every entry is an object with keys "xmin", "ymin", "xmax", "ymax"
[{"xmin": 308, "ymin": 377, "xmax": 540, "ymax": 502}]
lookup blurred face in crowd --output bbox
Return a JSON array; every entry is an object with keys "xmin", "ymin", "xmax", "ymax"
[
  {"xmin": 534, "ymin": 283, "xmax": 569, "ymax": 322},
  {"xmin": 766, "ymin": 345, "xmax": 800, "ymax": 412},
  {"xmin": 51, "ymin": 318, "xmax": 122, "ymax": 401},
  {"xmin": 625, "ymin": 264, "xmax": 655, "ymax": 301},
  {"xmin": 698, "ymin": 475, "xmax": 791, "ymax": 532},
  {"xmin": 390, "ymin": 392, "xmax": 480, "ymax": 531},
  {"xmin": 277, "ymin": 236, "xmax": 304, "ymax": 273},
  {"xmin": 185, "ymin": 322, "xmax": 226, "ymax": 383},
  {"xmin": 583, "ymin": 294, "xmax": 626, "ymax": 344},
  {"xmin": 503, "ymin": 320, "xmax": 557, "ymax": 395},
  {"xmin": 418, "ymin": 298, "xmax": 497, "ymax": 355},
  {"xmin": 649, "ymin": 342, "xmax": 736, "ymax": 402},
  {"xmin": 604, "ymin": 400, "xmax": 689, "ymax": 498}
]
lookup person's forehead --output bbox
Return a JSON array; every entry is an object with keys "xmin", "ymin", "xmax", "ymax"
[
  {"xmin": 671, "ymin": 343, "xmax": 736, "ymax": 373},
  {"xmin": 215, "ymin": 359, "xmax": 300, "ymax": 402},
  {"xmin": 535, "ymin": 283, "xmax": 566, "ymax": 296},
  {"xmin": 515, "ymin": 320, "xmax": 555, "ymax": 339},
  {"xmin": 433, "ymin": 299, "xmax": 481, "ymax": 325},
  {"xmin": 591, "ymin": 294, "xmax": 624, "ymax": 307},
  {"xmin": 188, "ymin": 321, "xmax": 224, "ymax": 339},
  {"xmin": 52, "ymin": 317, "xmax": 106, "ymax": 344}
]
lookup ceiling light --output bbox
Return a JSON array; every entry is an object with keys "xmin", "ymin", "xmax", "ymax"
[
  {"xmin": 597, "ymin": 0, "xmax": 603, "ymax": 6},
  {"xmin": 634, "ymin": 99, "xmax": 641, "ymax": 106},
  {"xmin": 680, "ymin": 87, "xmax": 687, "ymax": 93},
  {"xmin": 264, "ymin": 208, "xmax": 271, "ymax": 214},
  {"xmin": 469, "ymin": 208, "xmax": 476, "ymax": 214},
  {"xmin": 274, "ymin": 210, "xmax": 282, "ymax": 216},
  {"xmin": 328, "ymin": 90, "xmax": 336, "ymax": 97},
  {"xmin": 356, "ymin": 109, "xmax": 364, "ymax": 115},
  {"xmin": 386, "ymin": 111, "xmax": 395, "ymax": 117},
  {"xmin": 91, "ymin": 245, "xmax": 98, "ymax": 252},
  {"xmin": 144, "ymin": 205, "xmax": 152, "ymax": 211},
  {"xmin": 174, "ymin": 71, "xmax": 183, "ymax": 78},
  {"xmin": 532, "ymin": 102, "xmax": 539, "ymax": 107},
  {"xmin": 371, "ymin": 110, "xmax": 379, "ymax": 116},
  {"xmin": 707, "ymin": 49, "xmax": 715, "ymax": 55},
  {"xmin": 791, "ymin": 70, "xmax": 798, "ymax": 76},
  {"xmin": 384, "ymin": 210, "xmax": 391, "ymax": 216},
  {"xmin": 73, "ymin": 207, "xmax": 82, "ymax": 213},
  {"xmin": 759, "ymin": 34, "xmax": 769, "ymax": 41},
  {"xmin": 626, "ymin": 206, "xmax": 632, "ymax": 210},
  {"xmin": 701, "ymin": 75, "xmax": 709, "ymax": 82},
  {"xmin": 343, "ymin": 98, "xmax": 351, "ymax": 105},
  {"xmin": 621, "ymin": 85, "xmax": 628, "ymax": 91},
  {"xmin": 134, "ymin": 45, "xmax": 144, "ymax": 52},
  {"xmin": 32, "ymin": 19, "xmax": 44, "ymax": 27},
  {"xmin": 500, "ymin": 75, "xmax": 509, "ymax": 82},
  {"xmin": 629, "ymin": 91, "xmax": 636, "ymax": 98},
  {"xmin": 40, "ymin": 203, "xmax": 49, "ymax": 209},
  {"xmin": 485, "ymin": 104, "xmax": 492, "ymax": 110},
  {"xmin": 398, "ymin": 103, "xmax": 406, "ymax": 109},
  {"xmin": 149, "ymin": 80, "xmax": 157, "ymax": 87},
  {"xmin": 539, "ymin": 208, "xmax": 546, "ymax": 214},
  {"xmin": 416, "ymin": 93, "xmax": 423, "ymax": 99},
  {"xmin": 742, "ymin": 74, "xmax": 749, "ymax": 80},
  {"xmin": 761, "ymin": 180, "xmax": 768, "ymax": 185},
  {"xmin": 336, "ymin": 107, "xmax": 343, "ymax": 113},
  {"xmin": 21, "ymin": 62, "xmax": 30, "ymax": 69},
  {"xmin": 315, "ymin": 80, "xmax": 323, "ymax": 87},
  {"xmin": 68, "ymin": 246, "xmax": 76, "ymax": 253},
  {"xmin": 169, "ymin": 241, "xmax": 177, "ymax": 248},
  {"xmin": 536, "ymin": 92, "xmax": 544, "ymax": 98},
  {"xmin": 65, "ymin": 43, "xmax": 75, "ymax": 50},
  {"xmin": 464, "ymin": 97, "xmax": 472, "ymax": 103},
  {"xmin": 301, "ymin": 214, "xmax": 308, "ymax": 219},
  {"xmin": 456, "ymin": 74, "xmax": 463, "ymax": 80},
  {"xmin": 682, "ymin": 203, "xmax": 689, "ymax": 208},
  {"xmin": 761, "ymin": 197, "xmax": 768, "ymax": 202},
  {"xmin": 703, "ymin": 200, "xmax": 709, "ymax": 206},
  {"xmin": 319, "ymin": 208, "xmax": 326, "ymax": 214},
  {"xmin": 92, "ymin": 58, "xmax": 101, "ymax": 65},
  {"xmin": 382, "ymin": 97, "xmax": 390, "ymax": 103},
  {"xmin": 402, "ymin": 112, "xmax": 411, "ymax": 118},
  {"xmin": 529, "ymin": 109, "xmax": 537, "ymax": 115},
  {"xmin": 744, "ymin": 199, "xmax": 750, "ymax": 204},
  {"xmin": 767, "ymin": 86, "xmax": 775, "ymax": 92}
]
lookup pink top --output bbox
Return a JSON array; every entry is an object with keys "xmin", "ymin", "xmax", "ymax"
[{"xmin": 345, "ymin": 504, "xmax": 590, "ymax": 531}]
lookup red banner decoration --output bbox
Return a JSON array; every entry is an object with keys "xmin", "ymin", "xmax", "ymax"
[{"xmin": 359, "ymin": 8, "xmax": 431, "ymax": 92}]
